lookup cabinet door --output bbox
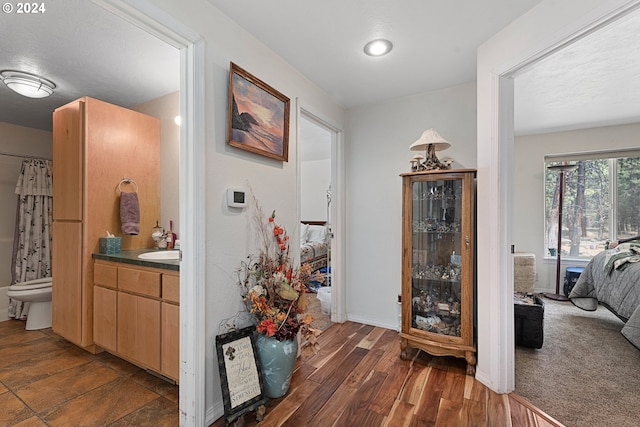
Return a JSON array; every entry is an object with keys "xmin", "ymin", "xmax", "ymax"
[
  {"xmin": 52, "ymin": 100, "xmax": 84, "ymax": 221},
  {"xmin": 403, "ymin": 172, "xmax": 475, "ymax": 345},
  {"xmin": 52, "ymin": 221, "xmax": 83, "ymax": 344},
  {"xmin": 161, "ymin": 302, "xmax": 179, "ymax": 381},
  {"xmin": 117, "ymin": 292, "xmax": 161, "ymax": 370},
  {"xmin": 94, "ymin": 286, "xmax": 117, "ymax": 352}
]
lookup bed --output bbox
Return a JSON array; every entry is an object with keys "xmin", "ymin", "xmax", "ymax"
[
  {"xmin": 569, "ymin": 242, "xmax": 640, "ymax": 349},
  {"xmin": 300, "ymin": 221, "xmax": 329, "ymax": 272}
]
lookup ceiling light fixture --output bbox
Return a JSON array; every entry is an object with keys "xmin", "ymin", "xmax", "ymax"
[
  {"xmin": 363, "ymin": 39, "xmax": 393, "ymax": 56},
  {"xmin": 0, "ymin": 70, "xmax": 56, "ymax": 99}
]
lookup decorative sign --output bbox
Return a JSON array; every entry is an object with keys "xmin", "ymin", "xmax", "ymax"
[{"xmin": 216, "ymin": 326, "xmax": 268, "ymax": 424}]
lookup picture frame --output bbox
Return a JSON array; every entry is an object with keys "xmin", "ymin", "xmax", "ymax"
[
  {"xmin": 215, "ymin": 326, "xmax": 268, "ymax": 424},
  {"xmin": 227, "ymin": 62, "xmax": 290, "ymax": 161}
]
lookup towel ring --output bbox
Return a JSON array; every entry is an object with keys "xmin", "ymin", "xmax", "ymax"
[{"xmin": 118, "ymin": 177, "xmax": 138, "ymax": 193}]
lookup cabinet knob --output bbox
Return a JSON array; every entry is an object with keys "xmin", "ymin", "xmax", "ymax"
[{"xmin": 465, "ymin": 236, "xmax": 470, "ymax": 248}]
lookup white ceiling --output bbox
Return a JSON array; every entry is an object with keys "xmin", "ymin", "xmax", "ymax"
[
  {"xmin": 0, "ymin": 0, "xmax": 179, "ymax": 132},
  {"xmin": 514, "ymin": 6, "xmax": 640, "ymax": 135},
  {"xmin": 209, "ymin": 0, "xmax": 543, "ymax": 109},
  {"xmin": 1, "ymin": 0, "xmax": 638, "ymax": 136}
]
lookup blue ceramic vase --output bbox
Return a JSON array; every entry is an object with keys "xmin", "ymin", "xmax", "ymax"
[{"xmin": 255, "ymin": 333, "xmax": 298, "ymax": 398}]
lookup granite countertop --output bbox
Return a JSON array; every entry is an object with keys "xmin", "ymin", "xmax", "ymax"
[{"xmin": 92, "ymin": 248, "xmax": 180, "ymax": 271}]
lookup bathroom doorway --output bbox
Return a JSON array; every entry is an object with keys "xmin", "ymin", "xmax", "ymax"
[
  {"xmin": 0, "ymin": 0, "xmax": 205, "ymax": 424},
  {"xmin": 87, "ymin": 2, "xmax": 206, "ymax": 425}
]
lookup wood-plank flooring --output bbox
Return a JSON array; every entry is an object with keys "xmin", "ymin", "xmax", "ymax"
[
  {"xmin": 210, "ymin": 322, "xmax": 564, "ymax": 427},
  {"xmin": 0, "ymin": 317, "xmax": 563, "ymax": 426}
]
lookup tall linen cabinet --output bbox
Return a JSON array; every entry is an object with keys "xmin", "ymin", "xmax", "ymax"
[
  {"xmin": 52, "ymin": 97, "xmax": 159, "ymax": 351},
  {"xmin": 400, "ymin": 169, "xmax": 476, "ymax": 374}
]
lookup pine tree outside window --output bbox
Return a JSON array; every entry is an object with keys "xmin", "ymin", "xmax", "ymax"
[{"xmin": 544, "ymin": 151, "xmax": 640, "ymax": 259}]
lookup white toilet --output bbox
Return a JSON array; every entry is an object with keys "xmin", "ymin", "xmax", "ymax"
[{"xmin": 7, "ymin": 277, "xmax": 53, "ymax": 330}]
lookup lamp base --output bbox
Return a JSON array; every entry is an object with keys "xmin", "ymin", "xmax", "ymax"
[{"xmin": 543, "ymin": 292, "xmax": 570, "ymax": 301}]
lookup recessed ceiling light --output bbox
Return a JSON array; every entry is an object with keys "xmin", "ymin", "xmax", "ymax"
[
  {"xmin": 0, "ymin": 70, "xmax": 56, "ymax": 98},
  {"xmin": 363, "ymin": 39, "xmax": 393, "ymax": 57}
]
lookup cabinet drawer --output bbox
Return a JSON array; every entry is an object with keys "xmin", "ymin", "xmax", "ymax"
[
  {"xmin": 162, "ymin": 274, "xmax": 180, "ymax": 304},
  {"xmin": 94, "ymin": 262, "xmax": 117, "ymax": 289},
  {"xmin": 118, "ymin": 267, "xmax": 161, "ymax": 297}
]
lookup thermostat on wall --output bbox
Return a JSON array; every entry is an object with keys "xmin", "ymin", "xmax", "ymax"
[{"xmin": 226, "ymin": 188, "xmax": 246, "ymax": 208}]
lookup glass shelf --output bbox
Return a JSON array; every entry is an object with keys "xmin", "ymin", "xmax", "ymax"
[{"xmin": 410, "ymin": 177, "xmax": 463, "ymax": 337}]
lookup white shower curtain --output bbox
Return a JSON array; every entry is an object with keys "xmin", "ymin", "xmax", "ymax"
[{"xmin": 8, "ymin": 159, "xmax": 53, "ymax": 320}]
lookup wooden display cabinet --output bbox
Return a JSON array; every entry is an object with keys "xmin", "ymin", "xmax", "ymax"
[{"xmin": 400, "ymin": 169, "xmax": 476, "ymax": 375}]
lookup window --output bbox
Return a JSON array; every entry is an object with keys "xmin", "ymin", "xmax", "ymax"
[{"xmin": 545, "ymin": 151, "xmax": 640, "ymax": 259}]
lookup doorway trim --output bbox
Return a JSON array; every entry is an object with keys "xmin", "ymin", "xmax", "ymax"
[
  {"xmin": 91, "ymin": 1, "xmax": 206, "ymax": 425},
  {"xmin": 477, "ymin": 0, "xmax": 640, "ymax": 393},
  {"xmin": 297, "ymin": 101, "xmax": 346, "ymax": 323}
]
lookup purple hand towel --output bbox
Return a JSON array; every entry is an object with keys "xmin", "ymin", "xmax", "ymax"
[{"xmin": 120, "ymin": 192, "xmax": 140, "ymax": 235}]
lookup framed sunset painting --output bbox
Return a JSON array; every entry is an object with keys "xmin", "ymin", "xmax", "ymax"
[{"xmin": 227, "ymin": 62, "xmax": 290, "ymax": 161}]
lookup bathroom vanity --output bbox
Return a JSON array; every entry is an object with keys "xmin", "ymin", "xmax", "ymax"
[{"xmin": 92, "ymin": 250, "xmax": 179, "ymax": 382}]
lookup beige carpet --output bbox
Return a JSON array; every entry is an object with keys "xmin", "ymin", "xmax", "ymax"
[{"xmin": 515, "ymin": 296, "xmax": 640, "ymax": 427}]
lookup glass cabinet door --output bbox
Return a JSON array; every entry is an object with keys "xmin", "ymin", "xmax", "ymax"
[{"xmin": 410, "ymin": 177, "xmax": 463, "ymax": 337}]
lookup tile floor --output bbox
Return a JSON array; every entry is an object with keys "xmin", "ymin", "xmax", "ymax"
[{"xmin": 0, "ymin": 319, "xmax": 178, "ymax": 426}]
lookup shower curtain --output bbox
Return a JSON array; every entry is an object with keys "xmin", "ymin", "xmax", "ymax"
[{"xmin": 8, "ymin": 159, "xmax": 53, "ymax": 320}]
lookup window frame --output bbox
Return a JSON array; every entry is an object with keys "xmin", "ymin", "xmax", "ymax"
[{"xmin": 544, "ymin": 149, "xmax": 640, "ymax": 260}]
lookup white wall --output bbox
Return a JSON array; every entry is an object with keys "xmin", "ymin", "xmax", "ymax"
[
  {"xmin": 300, "ymin": 159, "xmax": 330, "ymax": 221},
  {"xmin": 345, "ymin": 81, "xmax": 477, "ymax": 328},
  {"xmin": 149, "ymin": 0, "xmax": 345, "ymax": 421},
  {"xmin": 133, "ymin": 91, "xmax": 181, "ymax": 238},
  {"xmin": 0, "ymin": 122, "xmax": 52, "ymax": 320},
  {"xmin": 514, "ymin": 122, "xmax": 640, "ymax": 293}
]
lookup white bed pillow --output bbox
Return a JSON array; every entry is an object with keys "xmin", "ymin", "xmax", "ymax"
[
  {"xmin": 307, "ymin": 225, "xmax": 326, "ymax": 243},
  {"xmin": 300, "ymin": 223, "xmax": 310, "ymax": 245}
]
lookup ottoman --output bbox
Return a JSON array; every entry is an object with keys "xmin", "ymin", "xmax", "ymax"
[{"xmin": 514, "ymin": 294, "xmax": 544, "ymax": 349}]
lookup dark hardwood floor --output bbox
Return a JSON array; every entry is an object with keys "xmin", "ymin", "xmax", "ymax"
[{"xmin": 210, "ymin": 321, "xmax": 564, "ymax": 427}]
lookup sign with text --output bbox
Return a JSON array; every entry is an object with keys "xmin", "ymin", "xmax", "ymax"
[{"xmin": 216, "ymin": 327, "xmax": 268, "ymax": 424}]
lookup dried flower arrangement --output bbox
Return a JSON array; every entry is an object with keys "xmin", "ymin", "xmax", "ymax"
[{"xmin": 236, "ymin": 196, "xmax": 322, "ymax": 352}]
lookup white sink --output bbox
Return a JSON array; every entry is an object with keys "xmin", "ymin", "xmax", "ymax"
[{"xmin": 138, "ymin": 250, "xmax": 180, "ymax": 260}]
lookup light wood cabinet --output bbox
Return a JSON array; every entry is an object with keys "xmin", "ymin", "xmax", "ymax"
[
  {"xmin": 118, "ymin": 292, "xmax": 161, "ymax": 371},
  {"xmin": 93, "ymin": 260, "xmax": 179, "ymax": 382},
  {"xmin": 93, "ymin": 286, "xmax": 117, "ymax": 352},
  {"xmin": 161, "ymin": 302, "xmax": 180, "ymax": 380},
  {"xmin": 52, "ymin": 97, "xmax": 159, "ymax": 351},
  {"xmin": 400, "ymin": 169, "xmax": 477, "ymax": 375},
  {"xmin": 52, "ymin": 222, "xmax": 83, "ymax": 342}
]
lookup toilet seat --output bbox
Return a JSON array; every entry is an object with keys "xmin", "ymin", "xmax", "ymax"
[
  {"xmin": 8, "ymin": 277, "xmax": 52, "ymax": 290},
  {"xmin": 7, "ymin": 277, "xmax": 52, "ymax": 330}
]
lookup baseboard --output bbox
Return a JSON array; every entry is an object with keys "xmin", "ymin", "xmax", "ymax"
[
  {"xmin": 206, "ymin": 400, "xmax": 224, "ymax": 426},
  {"xmin": 345, "ymin": 314, "xmax": 397, "ymax": 331}
]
